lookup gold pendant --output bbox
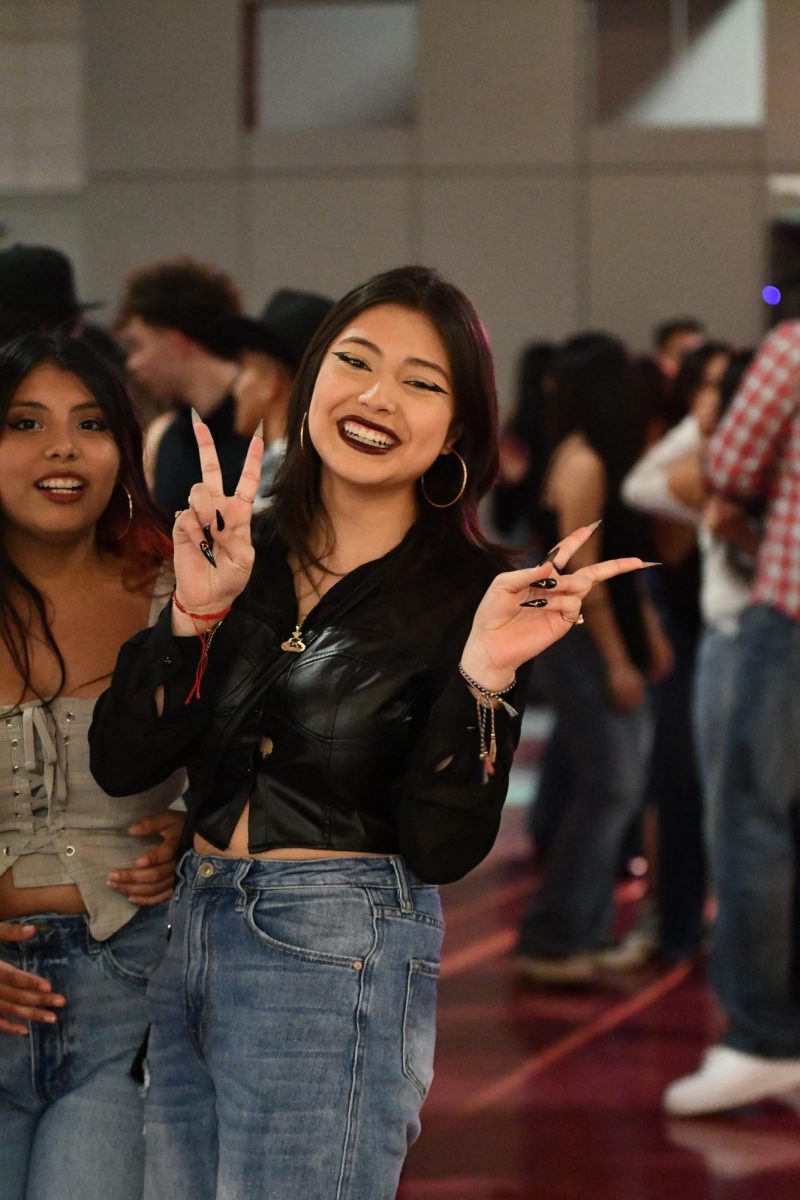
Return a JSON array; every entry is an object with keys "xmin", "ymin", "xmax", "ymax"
[{"xmin": 281, "ymin": 626, "xmax": 306, "ymax": 653}]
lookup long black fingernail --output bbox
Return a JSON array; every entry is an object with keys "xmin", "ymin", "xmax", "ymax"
[
  {"xmin": 202, "ymin": 524, "xmax": 214, "ymax": 549},
  {"xmin": 199, "ymin": 541, "xmax": 217, "ymax": 567},
  {"xmin": 540, "ymin": 550, "xmax": 563, "ymax": 574},
  {"xmin": 531, "ymin": 577, "xmax": 558, "ymax": 589},
  {"xmin": 520, "ymin": 597, "xmax": 549, "ymax": 608},
  {"xmin": 215, "ymin": 509, "xmax": 225, "ymax": 532}
]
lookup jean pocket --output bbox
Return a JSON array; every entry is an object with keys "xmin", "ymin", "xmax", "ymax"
[
  {"xmin": 98, "ymin": 906, "xmax": 170, "ymax": 988},
  {"xmin": 402, "ymin": 958, "xmax": 440, "ymax": 1101},
  {"xmin": 243, "ymin": 886, "xmax": 373, "ymax": 969}
]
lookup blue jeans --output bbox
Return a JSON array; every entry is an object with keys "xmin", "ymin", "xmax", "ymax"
[
  {"xmin": 517, "ymin": 629, "xmax": 651, "ymax": 957},
  {"xmin": 144, "ymin": 851, "xmax": 443, "ymax": 1200},
  {"xmin": 0, "ymin": 904, "xmax": 168, "ymax": 1200},
  {"xmin": 646, "ymin": 618, "xmax": 706, "ymax": 957},
  {"xmin": 711, "ymin": 605, "xmax": 800, "ymax": 1058},
  {"xmin": 692, "ymin": 624, "xmax": 741, "ymax": 861}
]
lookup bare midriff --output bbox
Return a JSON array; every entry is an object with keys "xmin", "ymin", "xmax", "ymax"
[
  {"xmin": 0, "ymin": 872, "xmax": 86, "ymax": 920},
  {"xmin": 193, "ymin": 800, "xmax": 387, "ymax": 861}
]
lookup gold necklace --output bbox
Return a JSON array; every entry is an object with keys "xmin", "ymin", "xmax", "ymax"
[{"xmin": 281, "ymin": 566, "xmax": 320, "ymax": 654}]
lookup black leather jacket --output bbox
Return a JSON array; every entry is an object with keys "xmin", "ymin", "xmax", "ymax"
[{"xmin": 89, "ymin": 521, "xmax": 525, "ymax": 883}]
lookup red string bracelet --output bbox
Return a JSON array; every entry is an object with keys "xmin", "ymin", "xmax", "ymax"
[{"xmin": 171, "ymin": 591, "xmax": 232, "ymax": 703}]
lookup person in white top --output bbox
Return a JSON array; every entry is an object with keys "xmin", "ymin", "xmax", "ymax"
[{"xmin": 622, "ymin": 348, "xmax": 757, "ymax": 849}]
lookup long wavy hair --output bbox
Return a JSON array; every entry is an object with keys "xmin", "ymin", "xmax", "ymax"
[
  {"xmin": 0, "ymin": 332, "xmax": 172, "ymax": 706},
  {"xmin": 268, "ymin": 266, "xmax": 508, "ymax": 578}
]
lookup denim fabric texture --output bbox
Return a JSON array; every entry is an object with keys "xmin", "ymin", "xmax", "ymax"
[
  {"xmin": 0, "ymin": 903, "xmax": 168, "ymax": 1200},
  {"xmin": 517, "ymin": 628, "xmax": 651, "ymax": 957},
  {"xmin": 692, "ymin": 625, "xmax": 741, "ymax": 860},
  {"xmin": 143, "ymin": 851, "xmax": 443, "ymax": 1200},
  {"xmin": 711, "ymin": 605, "xmax": 800, "ymax": 1058},
  {"xmin": 647, "ymin": 618, "xmax": 707, "ymax": 958}
]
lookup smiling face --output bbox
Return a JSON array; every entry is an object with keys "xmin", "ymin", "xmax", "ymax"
[
  {"xmin": 306, "ymin": 304, "xmax": 457, "ymax": 501},
  {"xmin": 0, "ymin": 362, "xmax": 121, "ymax": 544}
]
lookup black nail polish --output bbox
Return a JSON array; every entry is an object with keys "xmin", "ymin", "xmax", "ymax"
[
  {"xmin": 215, "ymin": 509, "xmax": 225, "ymax": 532},
  {"xmin": 520, "ymin": 597, "xmax": 549, "ymax": 608},
  {"xmin": 539, "ymin": 553, "xmax": 563, "ymax": 574},
  {"xmin": 531, "ymin": 577, "xmax": 558, "ymax": 589},
  {"xmin": 202, "ymin": 524, "xmax": 214, "ymax": 549},
  {"xmin": 199, "ymin": 541, "xmax": 217, "ymax": 567}
]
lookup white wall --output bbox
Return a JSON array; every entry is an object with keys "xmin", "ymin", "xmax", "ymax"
[{"xmin": 9, "ymin": 0, "xmax": 783, "ymax": 408}]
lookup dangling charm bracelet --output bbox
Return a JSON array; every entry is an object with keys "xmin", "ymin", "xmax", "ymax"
[{"xmin": 458, "ymin": 664, "xmax": 516, "ymax": 779}]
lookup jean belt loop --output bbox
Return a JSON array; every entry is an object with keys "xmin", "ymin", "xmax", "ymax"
[
  {"xmin": 390, "ymin": 856, "xmax": 413, "ymax": 914},
  {"xmin": 233, "ymin": 858, "xmax": 252, "ymax": 911},
  {"xmin": 172, "ymin": 850, "xmax": 192, "ymax": 903}
]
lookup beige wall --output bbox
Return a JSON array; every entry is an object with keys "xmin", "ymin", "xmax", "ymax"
[{"xmin": 13, "ymin": 0, "xmax": 793, "ymax": 406}]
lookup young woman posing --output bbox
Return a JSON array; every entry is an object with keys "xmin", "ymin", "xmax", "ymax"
[
  {"xmin": 89, "ymin": 268, "xmax": 652, "ymax": 1200},
  {"xmin": 0, "ymin": 334, "xmax": 185, "ymax": 1200}
]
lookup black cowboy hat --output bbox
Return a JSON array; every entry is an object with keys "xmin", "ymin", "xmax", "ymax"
[
  {"xmin": 209, "ymin": 287, "xmax": 334, "ymax": 371},
  {"xmin": 0, "ymin": 243, "xmax": 101, "ymax": 335}
]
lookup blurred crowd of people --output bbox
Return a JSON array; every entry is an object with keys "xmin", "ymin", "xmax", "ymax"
[
  {"xmin": 1, "ymin": 240, "xmax": 799, "ymax": 1134},
  {"xmin": 495, "ymin": 312, "xmax": 800, "ymax": 1118}
]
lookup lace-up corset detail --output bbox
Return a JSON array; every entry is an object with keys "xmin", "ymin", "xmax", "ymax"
[{"xmin": 0, "ymin": 567, "xmax": 186, "ymax": 939}]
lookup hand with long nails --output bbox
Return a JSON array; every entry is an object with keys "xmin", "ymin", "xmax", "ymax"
[
  {"xmin": 170, "ymin": 411, "xmax": 264, "ymax": 620},
  {"xmin": 459, "ymin": 520, "xmax": 658, "ymax": 691}
]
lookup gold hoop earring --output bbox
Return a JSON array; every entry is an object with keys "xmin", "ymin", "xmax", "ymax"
[
  {"xmin": 113, "ymin": 483, "xmax": 134, "ymax": 541},
  {"xmin": 420, "ymin": 449, "xmax": 468, "ymax": 509},
  {"xmin": 299, "ymin": 411, "xmax": 307, "ymax": 453}
]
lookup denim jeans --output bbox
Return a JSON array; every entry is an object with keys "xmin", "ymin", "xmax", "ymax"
[
  {"xmin": 0, "ymin": 904, "xmax": 168, "ymax": 1200},
  {"xmin": 711, "ymin": 605, "xmax": 800, "ymax": 1058},
  {"xmin": 517, "ymin": 628, "xmax": 651, "ymax": 957},
  {"xmin": 646, "ymin": 618, "xmax": 706, "ymax": 957},
  {"xmin": 692, "ymin": 624, "xmax": 741, "ymax": 861},
  {"xmin": 144, "ymin": 851, "xmax": 444, "ymax": 1200}
]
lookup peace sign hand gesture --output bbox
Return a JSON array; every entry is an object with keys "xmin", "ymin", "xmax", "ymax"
[
  {"xmin": 460, "ymin": 522, "xmax": 656, "ymax": 690},
  {"xmin": 171, "ymin": 412, "xmax": 264, "ymax": 618}
]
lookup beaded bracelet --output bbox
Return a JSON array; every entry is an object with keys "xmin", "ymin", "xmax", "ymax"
[{"xmin": 458, "ymin": 664, "xmax": 516, "ymax": 778}]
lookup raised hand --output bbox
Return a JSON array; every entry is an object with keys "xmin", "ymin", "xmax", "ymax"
[
  {"xmin": 171, "ymin": 413, "xmax": 264, "ymax": 616},
  {"xmin": 0, "ymin": 924, "xmax": 65, "ymax": 1035},
  {"xmin": 460, "ymin": 522, "xmax": 655, "ymax": 690},
  {"xmin": 106, "ymin": 808, "xmax": 186, "ymax": 906}
]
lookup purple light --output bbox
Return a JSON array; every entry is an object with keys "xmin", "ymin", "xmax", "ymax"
[{"xmin": 762, "ymin": 285, "xmax": 782, "ymax": 305}]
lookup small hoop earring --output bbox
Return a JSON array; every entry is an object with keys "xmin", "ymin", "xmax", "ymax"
[
  {"xmin": 299, "ymin": 411, "xmax": 307, "ymax": 453},
  {"xmin": 420, "ymin": 449, "xmax": 468, "ymax": 509},
  {"xmin": 113, "ymin": 483, "xmax": 134, "ymax": 541}
]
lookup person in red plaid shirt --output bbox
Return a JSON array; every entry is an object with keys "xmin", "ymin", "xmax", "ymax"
[{"xmin": 664, "ymin": 321, "xmax": 800, "ymax": 1115}]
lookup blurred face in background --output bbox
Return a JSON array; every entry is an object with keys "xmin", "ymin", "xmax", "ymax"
[
  {"xmin": 119, "ymin": 316, "xmax": 186, "ymax": 403},
  {"xmin": 692, "ymin": 351, "xmax": 730, "ymax": 437},
  {"xmin": 658, "ymin": 328, "xmax": 705, "ymax": 377},
  {"xmin": 232, "ymin": 349, "xmax": 293, "ymax": 438}
]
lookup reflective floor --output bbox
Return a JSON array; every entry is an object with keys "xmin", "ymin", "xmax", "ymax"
[{"xmin": 398, "ymin": 716, "xmax": 800, "ymax": 1200}]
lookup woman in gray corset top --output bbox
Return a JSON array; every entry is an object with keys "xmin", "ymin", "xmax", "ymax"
[{"xmin": 0, "ymin": 333, "xmax": 186, "ymax": 1200}]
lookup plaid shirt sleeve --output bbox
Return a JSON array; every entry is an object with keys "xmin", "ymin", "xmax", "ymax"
[{"xmin": 706, "ymin": 322, "xmax": 800, "ymax": 501}]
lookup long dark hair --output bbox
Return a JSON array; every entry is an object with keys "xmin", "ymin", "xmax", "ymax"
[
  {"xmin": 268, "ymin": 266, "xmax": 508, "ymax": 577},
  {"xmin": 0, "ymin": 332, "xmax": 172, "ymax": 705},
  {"xmin": 549, "ymin": 333, "xmax": 642, "ymax": 493},
  {"xmin": 668, "ymin": 340, "xmax": 731, "ymax": 428}
]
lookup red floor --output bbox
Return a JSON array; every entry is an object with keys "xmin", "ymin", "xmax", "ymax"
[{"xmin": 398, "ymin": 809, "xmax": 800, "ymax": 1200}]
